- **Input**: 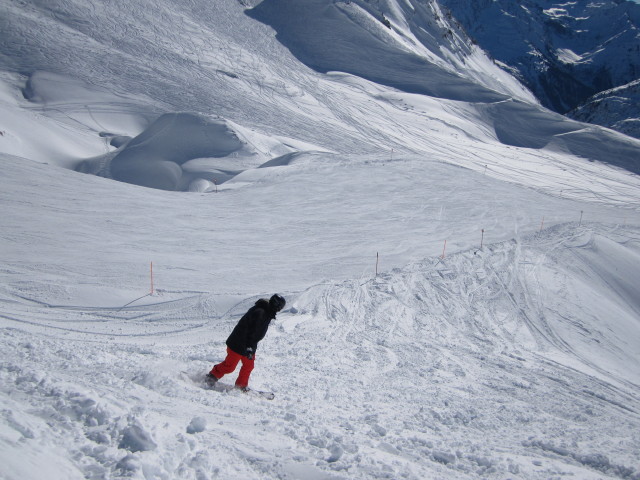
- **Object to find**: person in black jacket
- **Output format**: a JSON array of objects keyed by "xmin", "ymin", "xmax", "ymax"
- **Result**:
[{"xmin": 207, "ymin": 294, "xmax": 286, "ymax": 390}]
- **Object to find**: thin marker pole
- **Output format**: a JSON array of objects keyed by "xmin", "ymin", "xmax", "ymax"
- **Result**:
[
  {"xmin": 540, "ymin": 217, "xmax": 545, "ymax": 232},
  {"xmin": 150, "ymin": 262, "xmax": 154, "ymax": 295},
  {"xmin": 441, "ymin": 240, "xmax": 447, "ymax": 259}
]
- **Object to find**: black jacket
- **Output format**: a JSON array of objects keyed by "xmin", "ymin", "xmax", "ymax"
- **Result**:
[{"xmin": 226, "ymin": 299, "xmax": 277, "ymax": 357}]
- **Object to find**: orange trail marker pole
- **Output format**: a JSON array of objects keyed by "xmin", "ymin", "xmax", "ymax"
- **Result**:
[{"xmin": 441, "ymin": 240, "xmax": 447, "ymax": 259}]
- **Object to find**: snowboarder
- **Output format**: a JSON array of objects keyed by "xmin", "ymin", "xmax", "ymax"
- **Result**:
[{"xmin": 207, "ymin": 294, "xmax": 286, "ymax": 391}]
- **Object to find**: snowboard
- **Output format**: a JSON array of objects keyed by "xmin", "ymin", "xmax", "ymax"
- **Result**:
[{"xmin": 201, "ymin": 374, "xmax": 275, "ymax": 400}]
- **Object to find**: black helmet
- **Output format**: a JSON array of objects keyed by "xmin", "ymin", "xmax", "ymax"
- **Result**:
[{"xmin": 269, "ymin": 294, "xmax": 286, "ymax": 312}]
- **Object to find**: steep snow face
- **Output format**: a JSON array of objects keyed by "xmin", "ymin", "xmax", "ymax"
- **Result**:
[
  {"xmin": 247, "ymin": 0, "xmax": 534, "ymax": 103},
  {"xmin": 439, "ymin": 0, "xmax": 640, "ymax": 115},
  {"xmin": 569, "ymin": 79, "xmax": 640, "ymax": 140}
]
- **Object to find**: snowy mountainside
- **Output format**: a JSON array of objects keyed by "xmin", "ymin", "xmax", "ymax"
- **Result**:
[
  {"xmin": 439, "ymin": 0, "xmax": 640, "ymax": 135},
  {"xmin": 2, "ymin": 147, "xmax": 640, "ymax": 478},
  {"xmin": 2, "ymin": 151, "xmax": 640, "ymax": 479},
  {"xmin": 3, "ymin": 0, "xmax": 533, "ymax": 155},
  {"xmin": 246, "ymin": 0, "xmax": 533, "ymax": 103},
  {"xmin": 2, "ymin": 0, "xmax": 640, "ymax": 191},
  {"xmin": 1, "ymin": 0, "xmax": 640, "ymax": 479},
  {"xmin": 569, "ymin": 79, "xmax": 640, "ymax": 140}
]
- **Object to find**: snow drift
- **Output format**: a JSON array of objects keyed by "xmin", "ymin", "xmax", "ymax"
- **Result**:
[{"xmin": 76, "ymin": 112, "xmax": 302, "ymax": 191}]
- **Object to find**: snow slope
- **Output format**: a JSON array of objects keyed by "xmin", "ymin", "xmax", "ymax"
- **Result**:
[
  {"xmin": 1, "ymin": 152, "xmax": 640, "ymax": 479},
  {"xmin": 3, "ymin": 0, "xmax": 639, "ymax": 191},
  {"xmin": 1, "ymin": 0, "xmax": 640, "ymax": 479},
  {"xmin": 246, "ymin": 0, "xmax": 526, "ymax": 103}
]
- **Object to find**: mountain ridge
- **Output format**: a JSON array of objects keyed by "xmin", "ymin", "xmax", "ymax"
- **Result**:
[{"xmin": 439, "ymin": 0, "xmax": 640, "ymax": 138}]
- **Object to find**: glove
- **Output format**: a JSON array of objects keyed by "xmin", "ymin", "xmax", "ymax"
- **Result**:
[{"xmin": 246, "ymin": 348, "xmax": 254, "ymax": 360}]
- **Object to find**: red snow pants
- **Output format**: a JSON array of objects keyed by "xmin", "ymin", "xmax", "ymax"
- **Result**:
[{"xmin": 210, "ymin": 347, "xmax": 255, "ymax": 388}]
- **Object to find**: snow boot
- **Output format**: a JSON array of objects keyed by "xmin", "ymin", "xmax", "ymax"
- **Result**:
[{"xmin": 206, "ymin": 373, "xmax": 219, "ymax": 386}]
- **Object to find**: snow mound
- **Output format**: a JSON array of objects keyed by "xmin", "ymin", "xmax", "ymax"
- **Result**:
[
  {"xmin": 76, "ymin": 112, "xmax": 313, "ymax": 191},
  {"xmin": 0, "ymin": 72, "xmax": 112, "ymax": 168},
  {"xmin": 292, "ymin": 224, "xmax": 640, "ymax": 387},
  {"xmin": 20, "ymin": 71, "xmax": 153, "ymax": 139}
]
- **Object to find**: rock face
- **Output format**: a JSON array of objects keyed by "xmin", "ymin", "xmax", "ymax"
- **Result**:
[
  {"xmin": 568, "ymin": 80, "xmax": 640, "ymax": 140},
  {"xmin": 439, "ymin": 0, "xmax": 640, "ymax": 137}
]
